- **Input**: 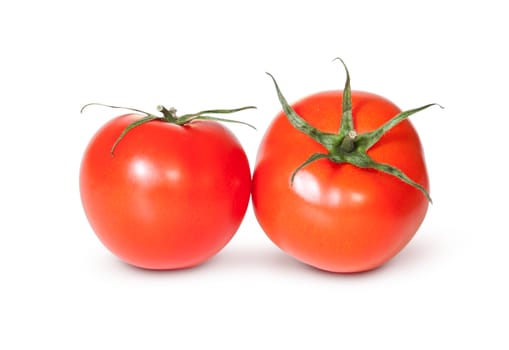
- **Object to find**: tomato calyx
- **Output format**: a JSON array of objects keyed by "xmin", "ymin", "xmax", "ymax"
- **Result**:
[
  {"xmin": 267, "ymin": 58, "xmax": 442, "ymax": 203},
  {"xmin": 81, "ymin": 103, "xmax": 256, "ymax": 156}
]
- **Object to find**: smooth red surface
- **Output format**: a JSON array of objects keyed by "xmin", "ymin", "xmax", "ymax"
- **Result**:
[
  {"xmin": 252, "ymin": 91, "xmax": 429, "ymax": 273},
  {"xmin": 80, "ymin": 115, "xmax": 251, "ymax": 269}
]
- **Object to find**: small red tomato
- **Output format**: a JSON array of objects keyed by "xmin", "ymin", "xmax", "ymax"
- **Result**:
[
  {"xmin": 252, "ymin": 59, "xmax": 439, "ymax": 273},
  {"xmin": 80, "ymin": 104, "xmax": 254, "ymax": 270}
]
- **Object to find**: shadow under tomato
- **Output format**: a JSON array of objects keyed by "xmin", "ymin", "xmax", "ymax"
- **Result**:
[
  {"xmin": 264, "ymin": 233, "xmax": 441, "ymax": 278},
  {"xmin": 100, "ymin": 243, "xmax": 300, "ymax": 276},
  {"xmin": 382, "ymin": 234, "xmax": 441, "ymax": 272},
  {"xmin": 103, "ymin": 232, "xmax": 439, "ymax": 277},
  {"xmin": 207, "ymin": 243, "xmax": 307, "ymax": 272},
  {"xmin": 286, "ymin": 240, "xmax": 438, "ymax": 279},
  {"xmin": 101, "ymin": 254, "xmax": 217, "ymax": 276}
]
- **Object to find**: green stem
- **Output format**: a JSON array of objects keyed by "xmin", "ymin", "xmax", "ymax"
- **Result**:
[
  {"xmin": 157, "ymin": 105, "xmax": 178, "ymax": 121},
  {"xmin": 338, "ymin": 130, "xmax": 357, "ymax": 153}
]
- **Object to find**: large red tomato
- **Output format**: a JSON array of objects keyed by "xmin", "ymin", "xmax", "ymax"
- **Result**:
[
  {"xmin": 252, "ymin": 62, "xmax": 437, "ymax": 273},
  {"xmin": 80, "ymin": 105, "xmax": 252, "ymax": 270}
]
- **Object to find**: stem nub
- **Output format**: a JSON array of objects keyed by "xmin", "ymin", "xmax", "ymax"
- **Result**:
[
  {"xmin": 157, "ymin": 105, "xmax": 178, "ymax": 121},
  {"xmin": 339, "ymin": 130, "xmax": 357, "ymax": 153}
]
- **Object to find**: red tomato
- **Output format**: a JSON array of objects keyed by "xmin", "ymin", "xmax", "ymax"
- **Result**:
[
  {"xmin": 80, "ymin": 113, "xmax": 251, "ymax": 269},
  {"xmin": 252, "ymin": 88, "xmax": 431, "ymax": 273}
]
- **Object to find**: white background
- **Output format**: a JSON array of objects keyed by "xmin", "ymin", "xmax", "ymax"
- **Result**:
[{"xmin": 1, "ymin": 0, "xmax": 507, "ymax": 349}]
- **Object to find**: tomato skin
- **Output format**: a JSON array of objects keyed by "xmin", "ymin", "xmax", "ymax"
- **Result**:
[
  {"xmin": 80, "ymin": 114, "xmax": 251, "ymax": 269},
  {"xmin": 252, "ymin": 90, "xmax": 429, "ymax": 273}
]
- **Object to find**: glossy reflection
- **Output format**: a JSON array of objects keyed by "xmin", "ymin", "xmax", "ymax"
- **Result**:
[
  {"xmin": 129, "ymin": 158, "xmax": 181, "ymax": 184},
  {"xmin": 164, "ymin": 167, "xmax": 181, "ymax": 182},
  {"xmin": 292, "ymin": 170, "xmax": 366, "ymax": 207},
  {"xmin": 131, "ymin": 158, "xmax": 152, "ymax": 179}
]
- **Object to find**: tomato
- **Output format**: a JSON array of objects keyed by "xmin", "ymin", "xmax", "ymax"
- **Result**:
[
  {"xmin": 80, "ymin": 105, "xmax": 253, "ymax": 270},
  {"xmin": 252, "ymin": 62, "xmax": 437, "ymax": 273}
]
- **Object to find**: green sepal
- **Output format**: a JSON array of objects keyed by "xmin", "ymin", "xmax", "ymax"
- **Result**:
[
  {"xmin": 333, "ymin": 57, "xmax": 354, "ymax": 138},
  {"xmin": 179, "ymin": 106, "xmax": 257, "ymax": 120},
  {"xmin": 110, "ymin": 116, "xmax": 162, "ymax": 156},
  {"xmin": 290, "ymin": 153, "xmax": 331, "ymax": 185},
  {"xmin": 329, "ymin": 150, "xmax": 432, "ymax": 202},
  {"xmin": 177, "ymin": 106, "xmax": 257, "ymax": 129},
  {"xmin": 355, "ymin": 103, "xmax": 443, "ymax": 151},
  {"xmin": 267, "ymin": 58, "xmax": 441, "ymax": 203},
  {"xmin": 266, "ymin": 72, "xmax": 339, "ymax": 150},
  {"xmin": 80, "ymin": 103, "xmax": 155, "ymax": 117},
  {"xmin": 364, "ymin": 157, "xmax": 433, "ymax": 203},
  {"xmin": 181, "ymin": 115, "xmax": 257, "ymax": 130},
  {"xmin": 82, "ymin": 102, "xmax": 256, "ymax": 157}
]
